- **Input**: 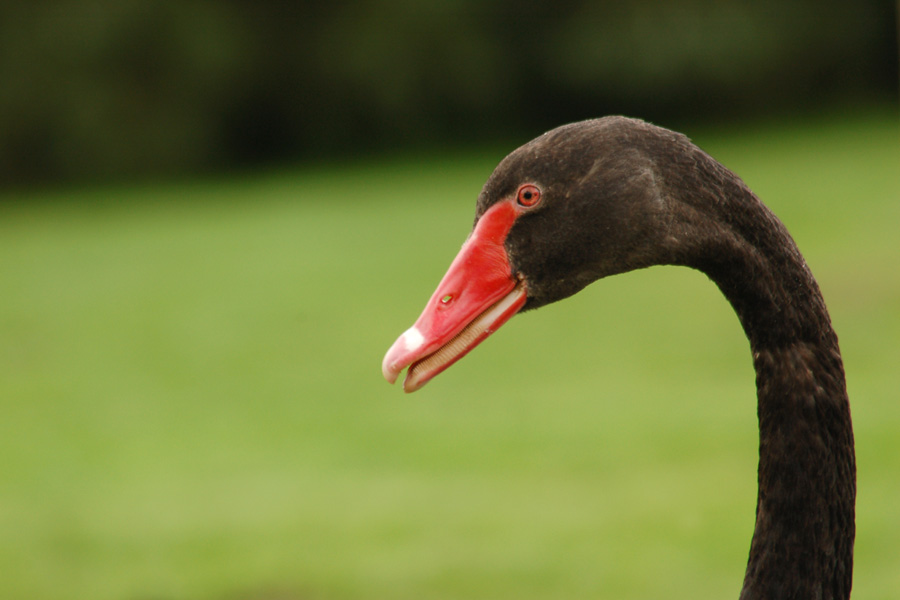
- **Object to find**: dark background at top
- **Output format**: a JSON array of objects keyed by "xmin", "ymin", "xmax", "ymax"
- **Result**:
[{"xmin": 1, "ymin": 1, "xmax": 896, "ymax": 187}]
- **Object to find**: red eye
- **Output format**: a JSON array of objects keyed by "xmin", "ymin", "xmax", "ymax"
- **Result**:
[{"xmin": 516, "ymin": 184, "xmax": 542, "ymax": 207}]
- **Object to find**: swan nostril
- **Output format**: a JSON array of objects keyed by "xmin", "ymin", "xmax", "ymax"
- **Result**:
[{"xmin": 441, "ymin": 294, "xmax": 453, "ymax": 304}]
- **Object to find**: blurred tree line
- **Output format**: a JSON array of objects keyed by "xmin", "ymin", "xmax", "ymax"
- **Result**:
[{"xmin": 0, "ymin": 1, "xmax": 896, "ymax": 185}]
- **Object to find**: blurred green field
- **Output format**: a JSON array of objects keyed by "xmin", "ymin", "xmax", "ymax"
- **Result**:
[{"xmin": 1, "ymin": 109, "xmax": 898, "ymax": 600}]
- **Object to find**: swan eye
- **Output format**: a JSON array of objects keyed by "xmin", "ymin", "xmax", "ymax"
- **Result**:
[{"xmin": 516, "ymin": 184, "xmax": 542, "ymax": 207}]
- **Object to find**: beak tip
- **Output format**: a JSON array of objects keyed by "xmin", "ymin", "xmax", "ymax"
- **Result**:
[
  {"xmin": 381, "ymin": 356, "xmax": 400, "ymax": 384},
  {"xmin": 383, "ymin": 325, "xmax": 426, "ymax": 384}
]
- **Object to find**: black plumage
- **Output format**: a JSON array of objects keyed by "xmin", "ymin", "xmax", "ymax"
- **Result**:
[{"xmin": 476, "ymin": 117, "xmax": 856, "ymax": 598}]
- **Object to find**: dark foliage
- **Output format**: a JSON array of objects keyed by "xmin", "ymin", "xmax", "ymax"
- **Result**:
[{"xmin": 0, "ymin": 1, "xmax": 896, "ymax": 185}]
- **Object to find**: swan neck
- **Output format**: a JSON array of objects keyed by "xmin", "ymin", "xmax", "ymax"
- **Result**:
[{"xmin": 678, "ymin": 178, "xmax": 857, "ymax": 599}]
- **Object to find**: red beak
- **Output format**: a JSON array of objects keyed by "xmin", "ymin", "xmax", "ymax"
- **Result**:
[{"xmin": 382, "ymin": 199, "xmax": 528, "ymax": 392}]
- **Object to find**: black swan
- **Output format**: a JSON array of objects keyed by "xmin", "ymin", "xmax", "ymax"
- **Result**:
[{"xmin": 382, "ymin": 117, "xmax": 856, "ymax": 599}]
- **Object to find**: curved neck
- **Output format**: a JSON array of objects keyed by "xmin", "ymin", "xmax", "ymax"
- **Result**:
[
  {"xmin": 716, "ymin": 246, "xmax": 855, "ymax": 600},
  {"xmin": 668, "ymin": 158, "xmax": 856, "ymax": 599}
]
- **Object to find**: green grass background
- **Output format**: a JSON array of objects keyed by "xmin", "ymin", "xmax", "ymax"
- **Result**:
[{"xmin": 1, "ymin": 108, "xmax": 897, "ymax": 599}]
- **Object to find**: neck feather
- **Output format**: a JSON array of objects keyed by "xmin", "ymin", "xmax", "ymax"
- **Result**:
[{"xmin": 667, "ymin": 156, "xmax": 856, "ymax": 599}]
